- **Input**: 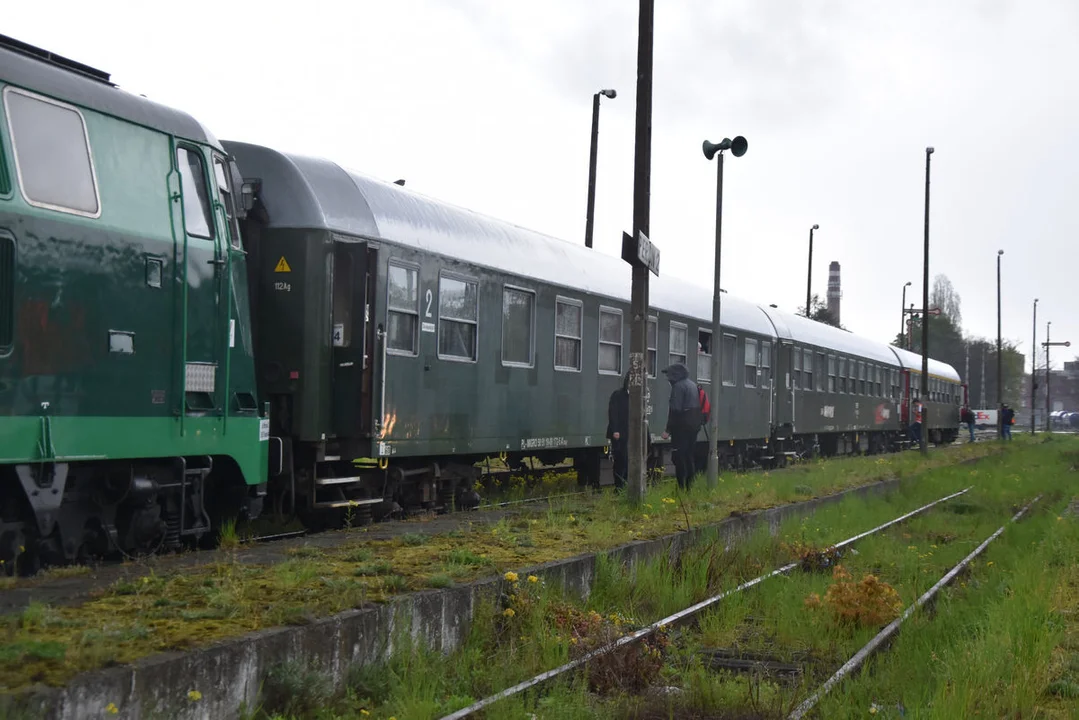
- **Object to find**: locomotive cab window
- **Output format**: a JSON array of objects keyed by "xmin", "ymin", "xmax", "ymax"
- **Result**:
[
  {"xmin": 437, "ymin": 274, "xmax": 478, "ymax": 361},
  {"xmin": 213, "ymin": 156, "xmax": 242, "ymax": 249},
  {"xmin": 4, "ymin": 87, "xmax": 100, "ymax": 217},
  {"xmin": 598, "ymin": 306, "xmax": 623, "ymax": 375},
  {"xmin": 669, "ymin": 322, "xmax": 688, "ymax": 367},
  {"xmin": 501, "ymin": 286, "xmax": 535, "ymax": 367},
  {"xmin": 555, "ymin": 297, "xmax": 582, "ymax": 372},
  {"xmin": 176, "ymin": 146, "xmax": 214, "ymax": 239},
  {"xmin": 647, "ymin": 316, "xmax": 658, "ymax": 377},
  {"xmin": 387, "ymin": 263, "xmax": 419, "ymax": 355},
  {"xmin": 697, "ymin": 330, "xmax": 712, "ymax": 383},
  {"xmin": 744, "ymin": 338, "xmax": 758, "ymax": 388}
]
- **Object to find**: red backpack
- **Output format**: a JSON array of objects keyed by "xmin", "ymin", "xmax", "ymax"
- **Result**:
[{"xmin": 698, "ymin": 387, "xmax": 711, "ymax": 425}]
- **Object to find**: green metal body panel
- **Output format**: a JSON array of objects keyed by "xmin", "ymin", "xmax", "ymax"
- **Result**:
[{"xmin": 0, "ymin": 80, "xmax": 266, "ymax": 485}]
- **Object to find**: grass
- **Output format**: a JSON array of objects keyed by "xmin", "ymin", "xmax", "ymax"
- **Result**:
[
  {"xmin": 0, "ymin": 440, "xmax": 1009, "ymax": 693},
  {"xmin": 231, "ymin": 436, "xmax": 1079, "ymax": 719}
]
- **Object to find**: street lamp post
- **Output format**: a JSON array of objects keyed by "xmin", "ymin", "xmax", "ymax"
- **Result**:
[
  {"xmin": 805, "ymin": 224, "xmax": 819, "ymax": 317},
  {"xmin": 584, "ymin": 88, "xmax": 617, "ymax": 250},
  {"xmin": 703, "ymin": 135, "xmax": 748, "ymax": 489},
  {"xmin": 1043, "ymin": 322, "xmax": 1071, "ymax": 432},
  {"xmin": 996, "ymin": 249, "xmax": 1003, "ymax": 438},
  {"xmin": 900, "ymin": 281, "xmax": 911, "ymax": 343},
  {"xmin": 920, "ymin": 146, "xmax": 933, "ymax": 455},
  {"xmin": 1031, "ymin": 298, "xmax": 1038, "ymax": 434}
]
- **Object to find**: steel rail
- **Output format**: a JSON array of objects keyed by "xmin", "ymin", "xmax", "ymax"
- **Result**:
[
  {"xmin": 787, "ymin": 493, "xmax": 1042, "ymax": 720},
  {"xmin": 438, "ymin": 486, "xmax": 973, "ymax": 720}
]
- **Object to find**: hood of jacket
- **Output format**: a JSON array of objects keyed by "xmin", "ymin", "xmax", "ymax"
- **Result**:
[{"xmin": 662, "ymin": 362, "xmax": 689, "ymax": 385}]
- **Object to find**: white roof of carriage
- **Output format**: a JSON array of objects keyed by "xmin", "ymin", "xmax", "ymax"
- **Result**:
[
  {"xmin": 761, "ymin": 307, "xmax": 902, "ymax": 367},
  {"xmin": 223, "ymin": 140, "xmax": 777, "ymax": 338},
  {"xmin": 889, "ymin": 345, "xmax": 963, "ymax": 382}
]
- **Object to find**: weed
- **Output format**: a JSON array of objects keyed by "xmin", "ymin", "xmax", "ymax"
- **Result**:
[
  {"xmin": 218, "ymin": 518, "xmax": 240, "ymax": 551},
  {"xmin": 445, "ymin": 548, "xmax": 489, "ymax": 567},
  {"xmin": 427, "ymin": 573, "xmax": 454, "ymax": 589},
  {"xmin": 400, "ymin": 533, "xmax": 428, "ymax": 546},
  {"xmin": 260, "ymin": 659, "xmax": 333, "ymax": 719},
  {"xmin": 354, "ymin": 559, "xmax": 393, "ymax": 576}
]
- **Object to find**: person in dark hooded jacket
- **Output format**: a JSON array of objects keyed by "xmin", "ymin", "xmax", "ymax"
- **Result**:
[
  {"xmin": 606, "ymin": 372, "xmax": 630, "ymax": 489},
  {"xmin": 661, "ymin": 362, "xmax": 702, "ymax": 489}
]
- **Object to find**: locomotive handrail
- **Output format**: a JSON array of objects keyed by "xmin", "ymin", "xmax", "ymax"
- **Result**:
[{"xmin": 377, "ymin": 324, "xmax": 387, "ymax": 432}]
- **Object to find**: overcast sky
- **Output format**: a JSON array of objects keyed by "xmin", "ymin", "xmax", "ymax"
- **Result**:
[{"xmin": 7, "ymin": 0, "xmax": 1078, "ymax": 375}]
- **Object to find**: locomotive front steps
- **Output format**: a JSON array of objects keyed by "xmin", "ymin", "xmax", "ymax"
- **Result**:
[{"xmin": 3, "ymin": 447, "xmax": 1004, "ymax": 720}]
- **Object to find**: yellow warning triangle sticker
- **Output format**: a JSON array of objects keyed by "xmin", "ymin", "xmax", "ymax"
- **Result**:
[{"xmin": 274, "ymin": 256, "xmax": 291, "ymax": 273}]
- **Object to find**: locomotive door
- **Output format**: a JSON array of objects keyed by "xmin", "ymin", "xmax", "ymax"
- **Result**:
[
  {"xmin": 331, "ymin": 240, "xmax": 376, "ymax": 439},
  {"xmin": 174, "ymin": 144, "xmax": 224, "ymax": 415},
  {"xmin": 773, "ymin": 341, "xmax": 795, "ymax": 439}
]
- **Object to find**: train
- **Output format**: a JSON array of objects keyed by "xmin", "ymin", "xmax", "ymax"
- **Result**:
[{"xmin": 0, "ymin": 34, "xmax": 962, "ymax": 570}]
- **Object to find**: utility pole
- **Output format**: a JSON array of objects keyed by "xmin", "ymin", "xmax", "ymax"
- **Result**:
[
  {"xmin": 805, "ymin": 224, "xmax": 819, "ymax": 318},
  {"xmin": 1031, "ymin": 298, "xmax": 1038, "ymax": 434},
  {"xmin": 996, "ymin": 250, "xmax": 1003, "ymax": 438},
  {"xmin": 920, "ymin": 146, "xmax": 933, "ymax": 454},
  {"xmin": 583, "ymin": 89, "xmax": 616, "ymax": 249},
  {"xmin": 1043, "ymin": 322, "xmax": 1071, "ymax": 433},
  {"xmin": 626, "ymin": 0, "xmax": 655, "ymax": 506},
  {"xmin": 980, "ymin": 348, "xmax": 986, "ymax": 409}
]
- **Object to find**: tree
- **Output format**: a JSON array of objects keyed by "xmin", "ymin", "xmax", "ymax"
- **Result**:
[
  {"xmin": 930, "ymin": 274, "xmax": 962, "ymax": 327},
  {"xmin": 798, "ymin": 293, "xmax": 845, "ymax": 330}
]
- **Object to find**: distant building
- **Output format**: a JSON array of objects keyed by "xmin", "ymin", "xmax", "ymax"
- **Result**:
[{"xmin": 827, "ymin": 261, "xmax": 841, "ymax": 325}]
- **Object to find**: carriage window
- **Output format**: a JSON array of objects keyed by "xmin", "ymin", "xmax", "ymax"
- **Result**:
[
  {"xmin": 859, "ymin": 362, "xmax": 866, "ymax": 394},
  {"xmin": 803, "ymin": 349, "xmax": 814, "ymax": 391},
  {"xmin": 555, "ymin": 298, "xmax": 582, "ymax": 371},
  {"xmin": 876, "ymin": 366, "xmax": 883, "ymax": 396},
  {"xmin": 501, "ymin": 287, "xmax": 534, "ymax": 367},
  {"xmin": 697, "ymin": 330, "xmax": 712, "ymax": 383},
  {"xmin": 793, "ymin": 347, "xmax": 802, "ymax": 389},
  {"xmin": 669, "ymin": 322, "xmax": 687, "ymax": 366},
  {"xmin": 647, "ymin": 316, "xmax": 658, "ymax": 377},
  {"xmin": 744, "ymin": 338, "xmax": 758, "ymax": 387},
  {"xmin": 437, "ymin": 274, "xmax": 478, "ymax": 361},
  {"xmin": 176, "ymin": 147, "xmax": 214, "ymax": 238},
  {"xmin": 598, "ymin": 306, "xmax": 623, "ymax": 375},
  {"xmin": 387, "ymin": 263, "xmax": 419, "ymax": 355},
  {"xmin": 817, "ymin": 353, "xmax": 826, "ymax": 391},
  {"xmin": 828, "ymin": 355, "xmax": 837, "ymax": 392},
  {"xmin": 722, "ymin": 334, "xmax": 737, "ymax": 386},
  {"xmin": 838, "ymin": 357, "xmax": 847, "ymax": 393},
  {"xmin": 761, "ymin": 342, "xmax": 772, "ymax": 386},
  {"xmin": 4, "ymin": 87, "xmax": 99, "ymax": 216}
]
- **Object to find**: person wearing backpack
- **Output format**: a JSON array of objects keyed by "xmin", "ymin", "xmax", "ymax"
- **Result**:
[
  {"xmin": 605, "ymin": 372, "xmax": 630, "ymax": 489},
  {"xmin": 660, "ymin": 362, "xmax": 703, "ymax": 490},
  {"xmin": 960, "ymin": 404, "xmax": 975, "ymax": 443}
]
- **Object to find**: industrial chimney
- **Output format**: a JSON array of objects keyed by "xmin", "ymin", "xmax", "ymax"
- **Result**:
[{"xmin": 827, "ymin": 261, "xmax": 841, "ymax": 325}]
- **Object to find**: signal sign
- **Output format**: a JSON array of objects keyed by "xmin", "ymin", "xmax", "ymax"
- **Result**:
[{"xmin": 274, "ymin": 256, "xmax": 292, "ymax": 273}]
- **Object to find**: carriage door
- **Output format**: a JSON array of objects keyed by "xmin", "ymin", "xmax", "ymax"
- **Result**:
[
  {"xmin": 773, "ymin": 341, "xmax": 795, "ymax": 438},
  {"xmin": 331, "ymin": 239, "xmax": 376, "ymax": 438}
]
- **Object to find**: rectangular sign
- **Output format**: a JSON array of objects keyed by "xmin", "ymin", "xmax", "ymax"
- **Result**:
[
  {"xmin": 421, "ymin": 322, "xmax": 436, "ymax": 333},
  {"xmin": 621, "ymin": 230, "xmax": 660, "ymax": 277}
]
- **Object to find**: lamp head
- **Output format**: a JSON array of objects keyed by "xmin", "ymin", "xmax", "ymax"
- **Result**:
[
  {"xmin": 905, "ymin": 281, "xmax": 912, "ymax": 287},
  {"xmin": 812, "ymin": 224, "xmax": 819, "ymax": 230},
  {"xmin": 998, "ymin": 249, "xmax": 1004, "ymax": 256},
  {"xmin": 599, "ymin": 88, "xmax": 617, "ymax": 99},
  {"xmin": 926, "ymin": 146, "xmax": 935, "ymax": 154}
]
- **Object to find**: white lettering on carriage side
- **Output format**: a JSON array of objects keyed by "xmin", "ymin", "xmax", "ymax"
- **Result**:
[
  {"xmin": 259, "ymin": 418, "xmax": 270, "ymax": 442},
  {"xmin": 520, "ymin": 437, "xmax": 569, "ymax": 450},
  {"xmin": 332, "ymin": 323, "xmax": 345, "ymax": 347},
  {"xmin": 821, "ymin": 405, "xmax": 835, "ymax": 418},
  {"xmin": 378, "ymin": 442, "xmax": 389, "ymax": 456},
  {"xmin": 421, "ymin": 322, "xmax": 435, "ymax": 333}
]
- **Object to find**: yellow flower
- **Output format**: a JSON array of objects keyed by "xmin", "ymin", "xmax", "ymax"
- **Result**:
[
  {"xmin": 503, "ymin": 608, "xmax": 515, "ymax": 617},
  {"xmin": 870, "ymin": 707, "xmax": 878, "ymax": 715},
  {"xmin": 105, "ymin": 703, "xmax": 119, "ymax": 715},
  {"xmin": 661, "ymin": 497, "xmax": 676, "ymax": 504},
  {"xmin": 642, "ymin": 514, "xmax": 650, "ymax": 520},
  {"xmin": 504, "ymin": 571, "xmax": 518, "ymax": 583},
  {"xmin": 527, "ymin": 575, "xmax": 539, "ymax": 583},
  {"xmin": 987, "ymin": 561, "xmax": 994, "ymax": 567},
  {"xmin": 187, "ymin": 690, "xmax": 202, "ymax": 701},
  {"xmin": 360, "ymin": 711, "xmax": 370, "ymax": 716}
]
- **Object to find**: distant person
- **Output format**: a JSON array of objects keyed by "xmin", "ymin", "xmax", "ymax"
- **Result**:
[
  {"xmin": 960, "ymin": 404, "xmax": 975, "ymax": 443},
  {"xmin": 661, "ymin": 362, "xmax": 702, "ymax": 490},
  {"xmin": 1001, "ymin": 404, "xmax": 1014, "ymax": 441},
  {"xmin": 606, "ymin": 372, "xmax": 630, "ymax": 489},
  {"xmin": 910, "ymin": 397, "xmax": 924, "ymax": 446}
]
